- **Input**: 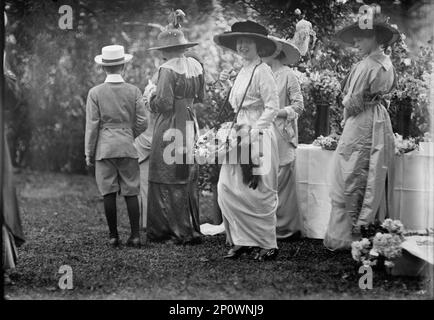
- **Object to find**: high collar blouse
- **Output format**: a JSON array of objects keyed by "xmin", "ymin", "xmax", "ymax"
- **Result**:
[
  {"xmin": 229, "ymin": 57, "xmax": 279, "ymax": 129},
  {"xmin": 342, "ymin": 48, "xmax": 396, "ymax": 117}
]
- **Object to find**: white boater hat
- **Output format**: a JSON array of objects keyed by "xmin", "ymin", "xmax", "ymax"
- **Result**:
[{"xmin": 94, "ymin": 45, "xmax": 133, "ymax": 66}]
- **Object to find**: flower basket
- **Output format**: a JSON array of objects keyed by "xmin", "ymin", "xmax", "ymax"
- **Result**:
[
  {"xmin": 388, "ymin": 250, "xmax": 431, "ymax": 277},
  {"xmin": 389, "ymin": 235, "xmax": 434, "ymax": 277},
  {"xmin": 351, "ymin": 219, "xmax": 406, "ymax": 272}
]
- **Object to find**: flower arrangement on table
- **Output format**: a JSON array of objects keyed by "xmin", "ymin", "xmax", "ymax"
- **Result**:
[
  {"xmin": 351, "ymin": 219, "xmax": 405, "ymax": 269},
  {"xmin": 394, "ymin": 133, "xmax": 418, "ymax": 155},
  {"xmin": 312, "ymin": 133, "xmax": 340, "ymax": 150},
  {"xmin": 421, "ymin": 132, "xmax": 432, "ymax": 142}
]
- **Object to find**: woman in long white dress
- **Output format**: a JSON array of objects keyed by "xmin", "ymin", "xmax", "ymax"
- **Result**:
[
  {"xmin": 214, "ymin": 20, "xmax": 280, "ymax": 261},
  {"xmin": 263, "ymin": 36, "xmax": 304, "ymax": 240}
]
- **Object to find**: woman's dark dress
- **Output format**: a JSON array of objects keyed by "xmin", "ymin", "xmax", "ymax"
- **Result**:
[{"xmin": 147, "ymin": 56, "xmax": 205, "ymax": 243}]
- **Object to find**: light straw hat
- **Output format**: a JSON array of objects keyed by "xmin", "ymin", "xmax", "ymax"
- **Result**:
[{"xmin": 94, "ymin": 45, "xmax": 133, "ymax": 66}]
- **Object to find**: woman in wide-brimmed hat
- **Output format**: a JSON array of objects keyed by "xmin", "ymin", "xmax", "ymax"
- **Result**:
[
  {"xmin": 214, "ymin": 20, "xmax": 281, "ymax": 261},
  {"xmin": 262, "ymin": 35, "xmax": 304, "ymax": 241},
  {"xmin": 144, "ymin": 10, "xmax": 205, "ymax": 244},
  {"xmin": 324, "ymin": 14, "xmax": 400, "ymax": 251}
]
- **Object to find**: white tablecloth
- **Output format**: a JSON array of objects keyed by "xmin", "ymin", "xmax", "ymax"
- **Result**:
[
  {"xmin": 200, "ymin": 144, "xmax": 434, "ymax": 239},
  {"xmin": 390, "ymin": 147, "xmax": 434, "ymax": 231},
  {"xmin": 295, "ymin": 144, "xmax": 434, "ymax": 239},
  {"xmin": 295, "ymin": 144, "xmax": 333, "ymax": 239}
]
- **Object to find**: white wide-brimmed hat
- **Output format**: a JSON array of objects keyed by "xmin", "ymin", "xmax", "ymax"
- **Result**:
[
  {"xmin": 94, "ymin": 45, "xmax": 133, "ymax": 66},
  {"xmin": 268, "ymin": 35, "xmax": 301, "ymax": 65}
]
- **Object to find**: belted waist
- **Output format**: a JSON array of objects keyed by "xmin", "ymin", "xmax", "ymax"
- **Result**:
[
  {"xmin": 174, "ymin": 97, "xmax": 195, "ymax": 103},
  {"xmin": 365, "ymin": 95, "xmax": 390, "ymax": 108},
  {"xmin": 100, "ymin": 122, "xmax": 132, "ymax": 129},
  {"xmin": 343, "ymin": 91, "xmax": 391, "ymax": 118},
  {"xmin": 238, "ymin": 104, "xmax": 263, "ymax": 112}
]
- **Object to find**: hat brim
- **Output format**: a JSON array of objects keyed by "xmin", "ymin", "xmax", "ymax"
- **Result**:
[
  {"xmin": 94, "ymin": 54, "xmax": 133, "ymax": 66},
  {"xmin": 336, "ymin": 22, "xmax": 400, "ymax": 46},
  {"xmin": 268, "ymin": 36, "xmax": 301, "ymax": 65},
  {"xmin": 147, "ymin": 42, "xmax": 199, "ymax": 51},
  {"xmin": 213, "ymin": 32, "xmax": 277, "ymax": 57}
]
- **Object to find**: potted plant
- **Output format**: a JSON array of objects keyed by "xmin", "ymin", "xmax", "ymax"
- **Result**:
[{"xmin": 304, "ymin": 69, "xmax": 341, "ymax": 138}]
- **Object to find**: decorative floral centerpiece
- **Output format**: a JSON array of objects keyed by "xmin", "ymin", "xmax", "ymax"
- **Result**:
[
  {"xmin": 351, "ymin": 219, "xmax": 405, "ymax": 269},
  {"xmin": 421, "ymin": 132, "xmax": 432, "ymax": 142},
  {"xmin": 312, "ymin": 133, "xmax": 340, "ymax": 150},
  {"xmin": 394, "ymin": 133, "xmax": 418, "ymax": 155}
]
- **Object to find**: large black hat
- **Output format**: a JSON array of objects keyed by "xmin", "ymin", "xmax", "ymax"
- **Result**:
[
  {"xmin": 336, "ymin": 19, "xmax": 400, "ymax": 47},
  {"xmin": 213, "ymin": 20, "xmax": 277, "ymax": 57}
]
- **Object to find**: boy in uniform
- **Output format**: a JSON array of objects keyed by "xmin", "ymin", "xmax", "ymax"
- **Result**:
[{"xmin": 85, "ymin": 45, "xmax": 147, "ymax": 247}]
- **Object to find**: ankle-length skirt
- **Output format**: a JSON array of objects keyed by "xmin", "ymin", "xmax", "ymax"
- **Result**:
[
  {"xmin": 147, "ymin": 165, "xmax": 201, "ymax": 243},
  {"xmin": 218, "ymin": 129, "xmax": 279, "ymax": 249},
  {"xmin": 276, "ymin": 160, "xmax": 302, "ymax": 239},
  {"xmin": 324, "ymin": 105, "xmax": 395, "ymax": 250}
]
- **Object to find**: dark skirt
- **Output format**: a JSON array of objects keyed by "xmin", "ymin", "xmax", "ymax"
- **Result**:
[
  {"xmin": 147, "ymin": 166, "xmax": 201, "ymax": 244},
  {"xmin": 3, "ymin": 136, "xmax": 25, "ymax": 246}
]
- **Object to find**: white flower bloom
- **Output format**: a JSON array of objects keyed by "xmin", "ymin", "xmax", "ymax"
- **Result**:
[
  {"xmin": 361, "ymin": 238, "xmax": 371, "ymax": 247},
  {"xmin": 369, "ymin": 249, "xmax": 379, "ymax": 257},
  {"xmin": 385, "ymin": 260, "xmax": 395, "ymax": 268},
  {"xmin": 403, "ymin": 58, "xmax": 411, "ymax": 66}
]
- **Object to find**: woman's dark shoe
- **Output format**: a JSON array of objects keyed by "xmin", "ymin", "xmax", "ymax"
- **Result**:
[
  {"xmin": 126, "ymin": 237, "xmax": 141, "ymax": 248},
  {"xmin": 253, "ymin": 248, "xmax": 279, "ymax": 261},
  {"xmin": 280, "ymin": 230, "xmax": 302, "ymax": 242},
  {"xmin": 223, "ymin": 245, "xmax": 253, "ymax": 259},
  {"xmin": 109, "ymin": 237, "xmax": 120, "ymax": 247},
  {"xmin": 183, "ymin": 236, "xmax": 203, "ymax": 245}
]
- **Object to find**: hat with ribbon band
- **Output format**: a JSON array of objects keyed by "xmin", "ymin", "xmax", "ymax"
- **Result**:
[
  {"xmin": 148, "ymin": 9, "xmax": 198, "ymax": 51},
  {"xmin": 336, "ymin": 15, "xmax": 400, "ymax": 47},
  {"xmin": 94, "ymin": 45, "xmax": 133, "ymax": 66},
  {"xmin": 213, "ymin": 20, "xmax": 277, "ymax": 57}
]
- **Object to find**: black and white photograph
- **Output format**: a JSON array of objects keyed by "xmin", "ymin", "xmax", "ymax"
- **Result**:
[{"xmin": 1, "ymin": 0, "xmax": 433, "ymax": 304}]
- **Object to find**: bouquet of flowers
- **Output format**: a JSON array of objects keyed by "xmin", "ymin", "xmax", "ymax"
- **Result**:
[
  {"xmin": 394, "ymin": 133, "xmax": 418, "ymax": 155},
  {"xmin": 194, "ymin": 122, "xmax": 239, "ymax": 163},
  {"xmin": 143, "ymin": 79, "xmax": 157, "ymax": 104},
  {"xmin": 351, "ymin": 219, "xmax": 405, "ymax": 268},
  {"xmin": 312, "ymin": 134, "xmax": 339, "ymax": 150}
]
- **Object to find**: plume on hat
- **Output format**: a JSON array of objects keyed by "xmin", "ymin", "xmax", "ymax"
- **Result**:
[
  {"xmin": 147, "ymin": 8, "xmax": 198, "ymax": 51},
  {"xmin": 289, "ymin": 9, "xmax": 316, "ymax": 56},
  {"xmin": 167, "ymin": 9, "xmax": 186, "ymax": 29},
  {"xmin": 147, "ymin": 9, "xmax": 186, "ymax": 32}
]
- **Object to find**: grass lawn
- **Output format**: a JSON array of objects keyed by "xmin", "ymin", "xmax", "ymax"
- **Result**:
[{"xmin": 4, "ymin": 170, "xmax": 432, "ymax": 299}]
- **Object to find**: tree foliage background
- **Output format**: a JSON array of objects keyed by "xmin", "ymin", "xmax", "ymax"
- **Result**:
[{"xmin": 4, "ymin": 0, "xmax": 433, "ymax": 188}]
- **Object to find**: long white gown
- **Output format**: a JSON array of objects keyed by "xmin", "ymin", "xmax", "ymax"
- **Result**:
[{"xmin": 218, "ymin": 57, "xmax": 280, "ymax": 249}]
